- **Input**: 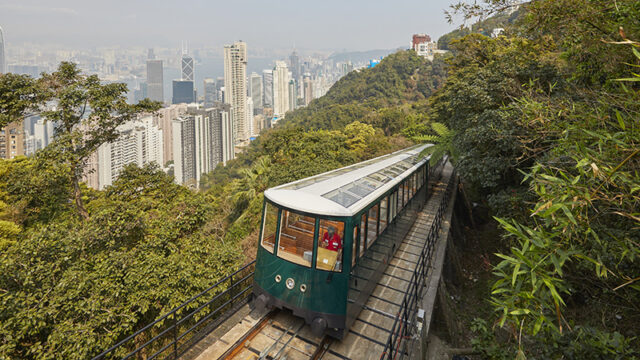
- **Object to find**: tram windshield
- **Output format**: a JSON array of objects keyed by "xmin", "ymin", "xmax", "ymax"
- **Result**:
[
  {"xmin": 316, "ymin": 219, "xmax": 345, "ymax": 272},
  {"xmin": 277, "ymin": 210, "xmax": 315, "ymax": 267},
  {"xmin": 260, "ymin": 203, "xmax": 278, "ymax": 253}
]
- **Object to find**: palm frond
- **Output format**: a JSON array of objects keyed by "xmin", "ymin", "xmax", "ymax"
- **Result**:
[{"xmin": 431, "ymin": 122, "xmax": 451, "ymax": 137}]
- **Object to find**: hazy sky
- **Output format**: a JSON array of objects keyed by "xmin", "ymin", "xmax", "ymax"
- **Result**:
[{"xmin": 0, "ymin": 0, "xmax": 461, "ymax": 52}]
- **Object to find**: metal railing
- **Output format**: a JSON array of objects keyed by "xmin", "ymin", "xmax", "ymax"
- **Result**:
[
  {"xmin": 92, "ymin": 260, "xmax": 256, "ymax": 360},
  {"xmin": 380, "ymin": 166, "xmax": 456, "ymax": 360}
]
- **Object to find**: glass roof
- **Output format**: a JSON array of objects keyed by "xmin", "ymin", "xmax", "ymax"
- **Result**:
[
  {"xmin": 320, "ymin": 154, "xmax": 422, "ymax": 208},
  {"xmin": 280, "ymin": 151, "xmax": 400, "ymax": 190}
]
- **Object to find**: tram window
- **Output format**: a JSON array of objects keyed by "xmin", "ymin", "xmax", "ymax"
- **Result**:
[
  {"xmin": 390, "ymin": 191, "xmax": 397, "ymax": 220},
  {"xmin": 360, "ymin": 214, "xmax": 367, "ymax": 257},
  {"xmin": 317, "ymin": 219, "xmax": 345, "ymax": 272},
  {"xmin": 277, "ymin": 210, "xmax": 315, "ymax": 267},
  {"xmin": 352, "ymin": 226, "xmax": 358, "ymax": 267},
  {"xmin": 380, "ymin": 197, "xmax": 388, "ymax": 233},
  {"xmin": 261, "ymin": 203, "xmax": 278, "ymax": 253},
  {"xmin": 403, "ymin": 180, "xmax": 409, "ymax": 205},
  {"xmin": 367, "ymin": 204, "xmax": 379, "ymax": 247},
  {"xmin": 411, "ymin": 173, "xmax": 417, "ymax": 196}
]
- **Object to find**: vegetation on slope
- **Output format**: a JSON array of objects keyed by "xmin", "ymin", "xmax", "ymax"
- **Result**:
[{"xmin": 425, "ymin": 0, "xmax": 640, "ymax": 357}]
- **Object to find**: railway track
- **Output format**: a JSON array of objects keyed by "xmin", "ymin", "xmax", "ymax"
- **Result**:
[{"xmin": 220, "ymin": 310, "xmax": 333, "ymax": 360}]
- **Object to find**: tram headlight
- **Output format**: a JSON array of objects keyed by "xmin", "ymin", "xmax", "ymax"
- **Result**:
[
  {"xmin": 300, "ymin": 284, "xmax": 307, "ymax": 293},
  {"xmin": 275, "ymin": 275, "xmax": 282, "ymax": 283},
  {"xmin": 286, "ymin": 277, "xmax": 295, "ymax": 290}
]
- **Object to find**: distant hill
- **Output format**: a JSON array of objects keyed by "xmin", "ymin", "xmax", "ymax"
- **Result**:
[
  {"xmin": 281, "ymin": 50, "xmax": 448, "ymax": 133},
  {"xmin": 437, "ymin": 9, "xmax": 522, "ymax": 50},
  {"xmin": 329, "ymin": 48, "xmax": 405, "ymax": 64}
]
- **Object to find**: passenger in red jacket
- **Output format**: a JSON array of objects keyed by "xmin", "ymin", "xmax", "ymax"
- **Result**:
[{"xmin": 322, "ymin": 226, "xmax": 342, "ymax": 251}]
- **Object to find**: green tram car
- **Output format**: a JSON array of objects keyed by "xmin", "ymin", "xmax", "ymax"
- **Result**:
[{"xmin": 253, "ymin": 145, "xmax": 434, "ymax": 339}]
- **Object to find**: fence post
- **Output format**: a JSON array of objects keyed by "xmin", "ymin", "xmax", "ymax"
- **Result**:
[{"xmin": 173, "ymin": 313, "xmax": 177, "ymax": 359}]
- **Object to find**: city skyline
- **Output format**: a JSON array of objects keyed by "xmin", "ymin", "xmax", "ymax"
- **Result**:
[{"xmin": 0, "ymin": 0, "xmax": 460, "ymax": 52}]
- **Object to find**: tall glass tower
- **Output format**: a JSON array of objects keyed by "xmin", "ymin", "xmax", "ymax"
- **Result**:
[{"xmin": 0, "ymin": 25, "xmax": 6, "ymax": 74}]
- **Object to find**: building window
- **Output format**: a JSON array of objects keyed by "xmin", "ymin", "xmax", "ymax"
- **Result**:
[
  {"xmin": 260, "ymin": 202, "xmax": 278, "ymax": 253},
  {"xmin": 277, "ymin": 210, "xmax": 315, "ymax": 267},
  {"xmin": 316, "ymin": 219, "xmax": 344, "ymax": 272}
]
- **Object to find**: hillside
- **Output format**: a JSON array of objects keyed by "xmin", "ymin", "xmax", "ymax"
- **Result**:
[{"xmin": 281, "ymin": 50, "xmax": 448, "ymax": 132}]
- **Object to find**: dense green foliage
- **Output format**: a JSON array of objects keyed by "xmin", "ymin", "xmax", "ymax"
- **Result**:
[
  {"xmin": 435, "ymin": 0, "xmax": 640, "ymax": 357},
  {"xmin": 0, "ymin": 160, "xmax": 241, "ymax": 359}
]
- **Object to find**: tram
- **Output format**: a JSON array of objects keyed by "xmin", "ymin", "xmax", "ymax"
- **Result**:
[{"xmin": 252, "ymin": 145, "xmax": 433, "ymax": 339}]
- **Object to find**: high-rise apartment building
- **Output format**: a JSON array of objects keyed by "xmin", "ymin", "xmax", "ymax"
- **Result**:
[
  {"xmin": 224, "ymin": 41, "xmax": 249, "ymax": 145},
  {"xmin": 246, "ymin": 97, "xmax": 254, "ymax": 137},
  {"xmin": 172, "ymin": 103, "xmax": 234, "ymax": 187},
  {"xmin": 0, "ymin": 122, "xmax": 24, "ymax": 159},
  {"xmin": 218, "ymin": 103, "xmax": 234, "ymax": 165},
  {"xmin": 262, "ymin": 69, "xmax": 273, "ymax": 108},
  {"xmin": 172, "ymin": 116, "xmax": 196, "ymax": 187},
  {"xmin": 97, "ymin": 117, "xmax": 163, "ymax": 189},
  {"xmin": 0, "ymin": 25, "xmax": 6, "ymax": 74},
  {"xmin": 249, "ymin": 72, "xmax": 263, "ymax": 112},
  {"xmin": 154, "ymin": 103, "xmax": 187, "ymax": 165},
  {"xmin": 146, "ymin": 59, "xmax": 164, "ymax": 102},
  {"xmin": 272, "ymin": 61, "xmax": 290, "ymax": 119},
  {"xmin": 303, "ymin": 74, "xmax": 313, "ymax": 106}
]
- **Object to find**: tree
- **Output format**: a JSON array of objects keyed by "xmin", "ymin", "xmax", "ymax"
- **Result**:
[
  {"xmin": 38, "ymin": 62, "xmax": 160, "ymax": 219},
  {"xmin": 0, "ymin": 73, "xmax": 43, "ymax": 128}
]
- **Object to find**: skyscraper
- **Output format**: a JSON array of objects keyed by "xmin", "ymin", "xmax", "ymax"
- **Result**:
[
  {"xmin": 249, "ymin": 72, "xmax": 263, "ymax": 113},
  {"xmin": 181, "ymin": 54, "xmax": 194, "ymax": 81},
  {"xmin": 272, "ymin": 61, "xmax": 290, "ymax": 119},
  {"xmin": 0, "ymin": 25, "xmax": 5, "ymax": 74},
  {"xmin": 172, "ymin": 80, "xmax": 194, "ymax": 104},
  {"xmin": 203, "ymin": 78, "xmax": 216, "ymax": 108},
  {"xmin": 262, "ymin": 69, "xmax": 273, "ymax": 108},
  {"xmin": 289, "ymin": 49, "xmax": 301, "ymax": 83},
  {"xmin": 146, "ymin": 59, "xmax": 164, "ymax": 102},
  {"xmin": 223, "ymin": 41, "xmax": 248, "ymax": 145},
  {"xmin": 288, "ymin": 79, "xmax": 297, "ymax": 111}
]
